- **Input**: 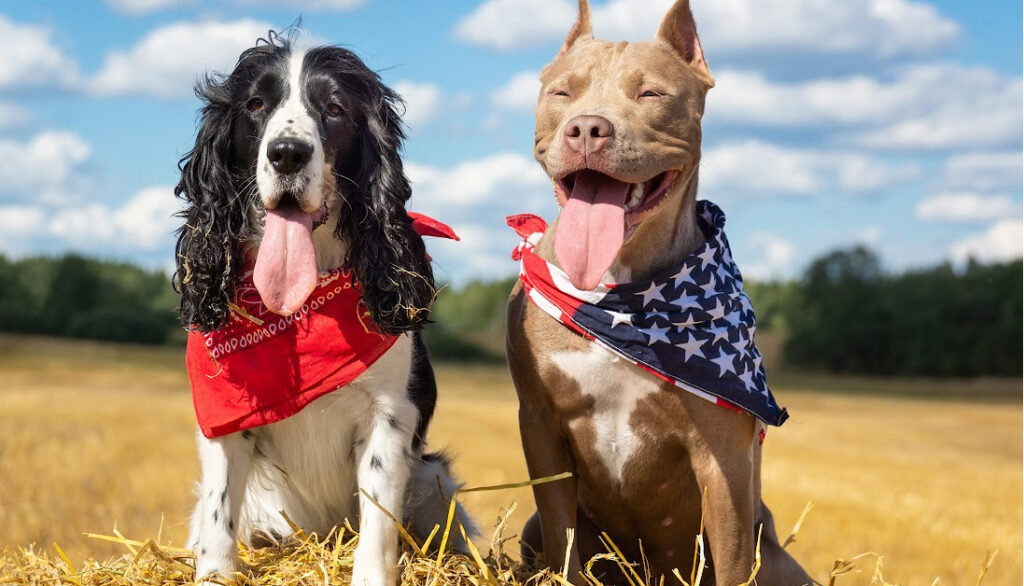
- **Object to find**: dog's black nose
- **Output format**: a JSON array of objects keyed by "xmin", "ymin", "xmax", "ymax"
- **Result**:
[
  {"xmin": 267, "ymin": 139, "xmax": 313, "ymax": 174},
  {"xmin": 564, "ymin": 115, "xmax": 614, "ymax": 156}
]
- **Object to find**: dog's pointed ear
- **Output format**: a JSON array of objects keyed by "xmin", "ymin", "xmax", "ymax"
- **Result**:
[
  {"xmin": 655, "ymin": 0, "xmax": 714, "ymax": 86},
  {"xmin": 556, "ymin": 0, "xmax": 593, "ymax": 58}
]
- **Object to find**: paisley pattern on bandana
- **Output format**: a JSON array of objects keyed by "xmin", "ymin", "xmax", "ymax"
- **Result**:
[
  {"xmin": 186, "ymin": 213, "xmax": 459, "ymax": 438},
  {"xmin": 187, "ymin": 267, "xmax": 399, "ymax": 438}
]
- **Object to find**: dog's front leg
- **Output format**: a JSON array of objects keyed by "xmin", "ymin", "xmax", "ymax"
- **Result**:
[
  {"xmin": 351, "ymin": 395, "xmax": 417, "ymax": 586},
  {"xmin": 518, "ymin": 402, "xmax": 584, "ymax": 583},
  {"xmin": 189, "ymin": 430, "xmax": 255, "ymax": 581},
  {"xmin": 695, "ymin": 417, "xmax": 757, "ymax": 586}
]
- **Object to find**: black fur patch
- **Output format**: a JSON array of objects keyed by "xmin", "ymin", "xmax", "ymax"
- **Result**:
[{"xmin": 173, "ymin": 33, "xmax": 436, "ymax": 334}]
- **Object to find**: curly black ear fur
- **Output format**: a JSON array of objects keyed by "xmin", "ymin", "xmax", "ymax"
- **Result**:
[
  {"xmin": 327, "ymin": 52, "xmax": 435, "ymax": 335},
  {"xmin": 173, "ymin": 83, "xmax": 242, "ymax": 332},
  {"xmin": 174, "ymin": 35, "xmax": 290, "ymax": 332}
]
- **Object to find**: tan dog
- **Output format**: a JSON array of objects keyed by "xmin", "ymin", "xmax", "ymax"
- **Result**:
[{"xmin": 505, "ymin": 1, "xmax": 812, "ymax": 584}]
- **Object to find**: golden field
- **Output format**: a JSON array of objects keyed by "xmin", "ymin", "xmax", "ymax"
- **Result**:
[{"xmin": 0, "ymin": 334, "xmax": 1019, "ymax": 585}]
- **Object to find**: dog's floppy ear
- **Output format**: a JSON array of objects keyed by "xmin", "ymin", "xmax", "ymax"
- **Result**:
[
  {"xmin": 656, "ymin": 0, "xmax": 714, "ymax": 86},
  {"xmin": 344, "ymin": 79, "xmax": 435, "ymax": 336},
  {"xmin": 173, "ymin": 77, "xmax": 247, "ymax": 332},
  {"xmin": 556, "ymin": 0, "xmax": 593, "ymax": 58}
]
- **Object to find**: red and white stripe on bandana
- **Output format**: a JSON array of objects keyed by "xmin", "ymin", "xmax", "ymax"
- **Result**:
[
  {"xmin": 186, "ymin": 214, "xmax": 458, "ymax": 438},
  {"xmin": 507, "ymin": 200, "xmax": 789, "ymax": 427}
]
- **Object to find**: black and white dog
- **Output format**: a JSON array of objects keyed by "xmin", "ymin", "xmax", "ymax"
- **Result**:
[{"xmin": 174, "ymin": 33, "xmax": 472, "ymax": 585}]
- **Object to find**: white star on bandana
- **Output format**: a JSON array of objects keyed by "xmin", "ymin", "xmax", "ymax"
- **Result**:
[{"xmin": 508, "ymin": 200, "xmax": 789, "ymax": 427}]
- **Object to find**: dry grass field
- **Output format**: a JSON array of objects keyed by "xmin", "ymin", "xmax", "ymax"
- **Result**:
[{"xmin": 0, "ymin": 333, "xmax": 1019, "ymax": 585}]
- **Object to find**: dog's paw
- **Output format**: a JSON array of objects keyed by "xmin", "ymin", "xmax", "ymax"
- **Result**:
[
  {"xmin": 351, "ymin": 550, "xmax": 397, "ymax": 586},
  {"xmin": 194, "ymin": 555, "xmax": 238, "ymax": 583}
]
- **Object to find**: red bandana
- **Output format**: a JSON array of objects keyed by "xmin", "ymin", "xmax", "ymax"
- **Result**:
[{"xmin": 187, "ymin": 214, "xmax": 457, "ymax": 438}]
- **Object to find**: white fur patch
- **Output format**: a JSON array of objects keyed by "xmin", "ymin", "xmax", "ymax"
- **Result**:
[
  {"xmin": 549, "ymin": 343, "xmax": 660, "ymax": 482},
  {"xmin": 191, "ymin": 335, "xmax": 418, "ymax": 583},
  {"xmin": 256, "ymin": 47, "xmax": 326, "ymax": 211}
]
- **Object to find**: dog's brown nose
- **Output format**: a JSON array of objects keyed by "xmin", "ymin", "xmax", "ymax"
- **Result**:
[{"xmin": 564, "ymin": 115, "xmax": 614, "ymax": 156}]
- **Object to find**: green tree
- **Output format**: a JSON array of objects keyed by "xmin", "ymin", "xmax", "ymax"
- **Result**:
[{"xmin": 784, "ymin": 247, "xmax": 1022, "ymax": 376}]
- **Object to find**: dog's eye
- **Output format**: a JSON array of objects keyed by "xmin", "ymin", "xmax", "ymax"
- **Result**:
[
  {"xmin": 246, "ymin": 97, "xmax": 265, "ymax": 113},
  {"xmin": 326, "ymin": 103, "xmax": 344, "ymax": 117},
  {"xmin": 551, "ymin": 89, "xmax": 570, "ymax": 97},
  {"xmin": 639, "ymin": 90, "xmax": 662, "ymax": 98}
]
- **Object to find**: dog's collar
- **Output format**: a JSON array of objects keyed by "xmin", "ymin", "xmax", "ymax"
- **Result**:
[{"xmin": 508, "ymin": 200, "xmax": 789, "ymax": 427}]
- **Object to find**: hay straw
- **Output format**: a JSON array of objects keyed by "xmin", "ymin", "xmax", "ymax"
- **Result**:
[
  {"xmin": 975, "ymin": 550, "xmax": 997, "ymax": 586},
  {"xmin": 0, "ymin": 487, "xmax": 998, "ymax": 586},
  {"xmin": 782, "ymin": 502, "xmax": 814, "ymax": 550}
]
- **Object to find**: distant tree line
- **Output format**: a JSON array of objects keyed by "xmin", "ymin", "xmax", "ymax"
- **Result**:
[
  {"xmin": 422, "ymin": 277, "xmax": 517, "ymax": 362},
  {"xmin": 780, "ymin": 247, "xmax": 1021, "ymax": 377},
  {"xmin": 1, "ymin": 249, "xmax": 1019, "ymax": 376},
  {"xmin": 0, "ymin": 254, "xmax": 179, "ymax": 344},
  {"xmin": 427, "ymin": 248, "xmax": 1021, "ymax": 376}
]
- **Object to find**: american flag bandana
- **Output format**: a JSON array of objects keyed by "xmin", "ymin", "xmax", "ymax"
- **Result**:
[{"xmin": 507, "ymin": 200, "xmax": 789, "ymax": 427}]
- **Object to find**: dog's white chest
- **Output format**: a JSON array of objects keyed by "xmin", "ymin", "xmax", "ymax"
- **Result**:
[{"xmin": 550, "ymin": 344, "xmax": 660, "ymax": 482}]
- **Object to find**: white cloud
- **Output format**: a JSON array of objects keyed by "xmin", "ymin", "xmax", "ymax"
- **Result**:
[
  {"xmin": 453, "ymin": 0, "xmax": 958, "ymax": 57},
  {"xmin": 0, "ymin": 15, "xmax": 81, "ymax": 91},
  {"xmin": 648, "ymin": 0, "xmax": 958, "ymax": 56},
  {"xmin": 943, "ymin": 151, "xmax": 1023, "ymax": 192},
  {"xmin": 742, "ymin": 232, "xmax": 796, "ymax": 280},
  {"xmin": 393, "ymin": 81, "xmax": 444, "ymax": 129},
  {"xmin": 0, "ymin": 171, "xmax": 178, "ymax": 258},
  {"xmin": 453, "ymin": 0, "xmax": 576, "ymax": 51},
  {"xmin": 702, "ymin": 141, "xmax": 819, "ymax": 194},
  {"xmin": 8, "ymin": 186, "xmax": 180, "ymax": 255},
  {"xmin": 949, "ymin": 220, "xmax": 1023, "ymax": 265},
  {"xmin": 848, "ymin": 67, "xmax": 1022, "ymax": 150},
  {"xmin": 88, "ymin": 19, "xmax": 273, "ymax": 98},
  {"xmin": 113, "ymin": 186, "xmax": 182, "ymax": 250},
  {"xmin": 915, "ymin": 193, "xmax": 1020, "ymax": 223},
  {"xmin": 700, "ymin": 140, "xmax": 918, "ymax": 196},
  {"xmin": 104, "ymin": 0, "xmax": 196, "ymax": 15},
  {"xmin": 107, "ymin": 0, "xmax": 368, "ymax": 13},
  {"xmin": 491, "ymin": 70, "xmax": 541, "ymax": 110},
  {"xmin": 599, "ymin": 0, "xmax": 958, "ymax": 56},
  {"xmin": 437, "ymin": 223, "xmax": 517, "ymax": 280},
  {"xmin": 833, "ymin": 156, "xmax": 919, "ymax": 192},
  {"xmin": 407, "ymin": 152, "xmax": 549, "ymax": 210},
  {"xmin": 0, "ymin": 131, "xmax": 92, "ymax": 204},
  {"xmin": 49, "ymin": 205, "xmax": 118, "ymax": 245},
  {"xmin": 406, "ymin": 152, "xmax": 552, "ymax": 283},
  {"xmin": 0, "ymin": 206, "xmax": 46, "ymax": 241},
  {"xmin": 230, "ymin": 0, "xmax": 366, "ymax": 9},
  {"xmin": 710, "ymin": 69, "xmax": 908, "ymax": 127},
  {"xmin": 708, "ymin": 64, "xmax": 1022, "ymax": 151}
]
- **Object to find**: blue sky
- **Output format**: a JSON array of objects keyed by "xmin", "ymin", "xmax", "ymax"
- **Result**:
[{"xmin": 0, "ymin": 0, "xmax": 1020, "ymax": 285}]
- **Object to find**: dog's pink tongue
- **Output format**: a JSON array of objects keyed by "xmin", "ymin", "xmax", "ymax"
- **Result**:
[
  {"xmin": 555, "ymin": 170, "xmax": 629, "ymax": 290},
  {"xmin": 253, "ymin": 201, "xmax": 317, "ymax": 316}
]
